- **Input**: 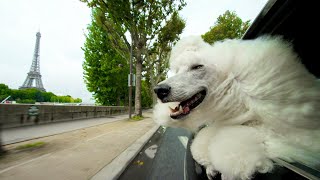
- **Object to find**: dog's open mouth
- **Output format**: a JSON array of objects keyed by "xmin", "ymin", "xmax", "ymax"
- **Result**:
[{"xmin": 169, "ymin": 90, "xmax": 206, "ymax": 120}]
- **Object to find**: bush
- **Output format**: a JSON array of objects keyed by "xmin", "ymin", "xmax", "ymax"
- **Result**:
[{"xmin": 16, "ymin": 99, "xmax": 36, "ymax": 104}]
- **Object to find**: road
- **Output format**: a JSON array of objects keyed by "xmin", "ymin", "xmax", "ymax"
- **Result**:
[
  {"xmin": 118, "ymin": 127, "xmax": 206, "ymax": 180},
  {"xmin": 1, "ymin": 114, "xmax": 130, "ymax": 145},
  {"xmin": 0, "ymin": 112, "xmax": 310, "ymax": 180},
  {"xmin": 0, "ymin": 112, "xmax": 156, "ymax": 180}
]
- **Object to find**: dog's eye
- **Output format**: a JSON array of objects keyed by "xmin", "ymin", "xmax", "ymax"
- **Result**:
[{"xmin": 191, "ymin": 65, "xmax": 204, "ymax": 70}]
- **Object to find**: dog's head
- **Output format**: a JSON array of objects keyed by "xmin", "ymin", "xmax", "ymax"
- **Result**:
[{"xmin": 153, "ymin": 36, "xmax": 229, "ymax": 131}]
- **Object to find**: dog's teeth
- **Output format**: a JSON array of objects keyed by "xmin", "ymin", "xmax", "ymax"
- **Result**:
[
  {"xmin": 194, "ymin": 94, "xmax": 200, "ymax": 100},
  {"xmin": 179, "ymin": 105, "xmax": 183, "ymax": 112},
  {"xmin": 169, "ymin": 106, "xmax": 175, "ymax": 113}
]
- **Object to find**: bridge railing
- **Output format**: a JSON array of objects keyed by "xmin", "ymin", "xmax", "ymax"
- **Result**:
[{"xmin": 0, "ymin": 104, "xmax": 129, "ymax": 129}]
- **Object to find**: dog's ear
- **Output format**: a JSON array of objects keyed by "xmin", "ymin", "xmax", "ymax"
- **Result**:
[{"xmin": 170, "ymin": 36, "xmax": 211, "ymax": 61}]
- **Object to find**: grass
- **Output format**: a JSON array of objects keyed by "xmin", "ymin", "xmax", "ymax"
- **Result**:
[
  {"xmin": 130, "ymin": 115, "xmax": 144, "ymax": 121},
  {"xmin": 15, "ymin": 141, "xmax": 46, "ymax": 150}
]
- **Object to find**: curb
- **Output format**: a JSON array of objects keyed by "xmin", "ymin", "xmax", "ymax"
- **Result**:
[{"xmin": 91, "ymin": 125, "xmax": 160, "ymax": 180}]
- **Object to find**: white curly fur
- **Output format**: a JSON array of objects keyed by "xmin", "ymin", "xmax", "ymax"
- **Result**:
[{"xmin": 153, "ymin": 36, "xmax": 320, "ymax": 179}]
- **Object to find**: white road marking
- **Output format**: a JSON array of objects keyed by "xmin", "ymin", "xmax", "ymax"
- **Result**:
[
  {"xmin": 178, "ymin": 136, "xmax": 189, "ymax": 149},
  {"xmin": 86, "ymin": 131, "xmax": 113, "ymax": 142},
  {"xmin": 0, "ymin": 153, "xmax": 51, "ymax": 174}
]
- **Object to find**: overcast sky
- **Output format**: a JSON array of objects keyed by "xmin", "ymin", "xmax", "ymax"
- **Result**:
[{"xmin": 0, "ymin": 0, "xmax": 267, "ymax": 103}]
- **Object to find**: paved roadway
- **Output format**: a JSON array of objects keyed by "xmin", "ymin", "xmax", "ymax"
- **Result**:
[
  {"xmin": 0, "ymin": 112, "xmax": 156, "ymax": 180},
  {"xmin": 1, "ymin": 111, "xmax": 309, "ymax": 180},
  {"xmin": 118, "ymin": 127, "xmax": 206, "ymax": 180},
  {"xmin": 1, "ymin": 114, "xmax": 130, "ymax": 145}
]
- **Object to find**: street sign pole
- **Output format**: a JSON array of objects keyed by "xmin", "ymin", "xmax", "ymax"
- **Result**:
[{"xmin": 129, "ymin": 40, "xmax": 133, "ymax": 119}]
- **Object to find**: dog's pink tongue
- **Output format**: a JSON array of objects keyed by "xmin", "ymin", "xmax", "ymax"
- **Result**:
[{"xmin": 183, "ymin": 106, "xmax": 190, "ymax": 114}]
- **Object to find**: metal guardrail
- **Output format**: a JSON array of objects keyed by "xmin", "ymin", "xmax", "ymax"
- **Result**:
[{"xmin": 0, "ymin": 96, "xmax": 11, "ymax": 104}]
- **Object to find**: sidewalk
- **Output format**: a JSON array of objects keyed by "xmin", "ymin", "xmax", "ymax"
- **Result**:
[{"xmin": 0, "ymin": 111, "xmax": 158, "ymax": 180}]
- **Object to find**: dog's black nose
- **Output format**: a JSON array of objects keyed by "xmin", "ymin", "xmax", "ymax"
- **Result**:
[{"xmin": 154, "ymin": 84, "xmax": 171, "ymax": 100}]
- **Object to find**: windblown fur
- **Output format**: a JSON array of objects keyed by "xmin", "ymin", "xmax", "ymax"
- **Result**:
[{"xmin": 153, "ymin": 36, "xmax": 320, "ymax": 179}]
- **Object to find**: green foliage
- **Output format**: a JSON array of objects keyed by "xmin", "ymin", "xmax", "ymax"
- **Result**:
[
  {"xmin": 0, "ymin": 83, "xmax": 11, "ymax": 101},
  {"xmin": 82, "ymin": 0, "xmax": 186, "ymax": 46},
  {"xmin": 11, "ymin": 89, "xmax": 38, "ymax": 101},
  {"xmin": 74, "ymin": 98, "xmax": 82, "ymax": 103},
  {"xmin": 131, "ymin": 115, "xmax": 144, "ymax": 121},
  {"xmin": 202, "ymin": 10, "xmax": 251, "ymax": 44},
  {"xmin": 81, "ymin": 0, "xmax": 187, "ymax": 115},
  {"xmin": 15, "ymin": 142, "xmax": 45, "ymax": 150},
  {"xmin": 35, "ymin": 91, "xmax": 44, "ymax": 102},
  {"xmin": 141, "ymin": 80, "xmax": 152, "ymax": 108},
  {"xmin": 16, "ymin": 99, "xmax": 36, "ymax": 104},
  {"xmin": 41, "ymin": 92, "xmax": 55, "ymax": 102},
  {"xmin": 82, "ymin": 16, "xmax": 129, "ymax": 106},
  {"xmin": 0, "ymin": 83, "xmax": 82, "ymax": 103},
  {"xmin": 145, "ymin": 13, "xmax": 186, "ymax": 105},
  {"xmin": 157, "ymin": 12, "xmax": 186, "ymax": 47},
  {"xmin": 50, "ymin": 95, "xmax": 81, "ymax": 103}
]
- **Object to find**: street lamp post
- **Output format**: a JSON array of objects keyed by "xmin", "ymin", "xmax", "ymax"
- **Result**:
[{"xmin": 129, "ymin": 40, "xmax": 133, "ymax": 119}]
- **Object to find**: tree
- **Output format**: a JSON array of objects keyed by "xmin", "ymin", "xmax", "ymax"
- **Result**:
[
  {"xmin": 35, "ymin": 91, "xmax": 44, "ymax": 102},
  {"xmin": 144, "ymin": 12, "xmax": 186, "ymax": 105},
  {"xmin": 82, "ymin": 14, "xmax": 129, "ymax": 106},
  {"xmin": 141, "ymin": 80, "xmax": 152, "ymax": 108},
  {"xmin": 74, "ymin": 98, "xmax": 82, "ymax": 103},
  {"xmin": 41, "ymin": 92, "xmax": 55, "ymax": 102},
  {"xmin": 50, "ymin": 96, "xmax": 58, "ymax": 102},
  {"xmin": 202, "ymin": 10, "xmax": 250, "ymax": 44},
  {"xmin": 11, "ymin": 89, "xmax": 34, "ymax": 101},
  {"xmin": 81, "ymin": 0, "xmax": 186, "ymax": 116},
  {"xmin": 0, "ymin": 83, "xmax": 81, "ymax": 104},
  {"xmin": 0, "ymin": 83, "xmax": 11, "ymax": 101}
]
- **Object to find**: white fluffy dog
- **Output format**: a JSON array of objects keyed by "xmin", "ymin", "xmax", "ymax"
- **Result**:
[{"xmin": 153, "ymin": 36, "xmax": 320, "ymax": 179}]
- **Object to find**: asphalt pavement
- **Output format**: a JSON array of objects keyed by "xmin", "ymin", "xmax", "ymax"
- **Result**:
[
  {"xmin": 118, "ymin": 127, "xmax": 205, "ymax": 180},
  {"xmin": 0, "ymin": 112, "xmax": 157, "ymax": 180},
  {"xmin": 1, "ymin": 114, "xmax": 130, "ymax": 145},
  {"xmin": 0, "ymin": 111, "xmax": 310, "ymax": 180}
]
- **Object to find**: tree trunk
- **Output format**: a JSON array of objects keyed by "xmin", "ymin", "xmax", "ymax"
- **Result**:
[
  {"xmin": 116, "ymin": 95, "xmax": 120, "ymax": 106},
  {"xmin": 149, "ymin": 71, "xmax": 158, "ymax": 107},
  {"xmin": 124, "ymin": 93, "xmax": 128, "ymax": 106},
  {"xmin": 135, "ymin": 57, "xmax": 143, "ymax": 116},
  {"xmin": 152, "ymin": 89, "xmax": 157, "ymax": 107}
]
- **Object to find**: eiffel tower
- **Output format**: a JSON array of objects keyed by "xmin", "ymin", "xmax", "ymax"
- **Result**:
[{"xmin": 19, "ymin": 32, "xmax": 46, "ymax": 91}]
